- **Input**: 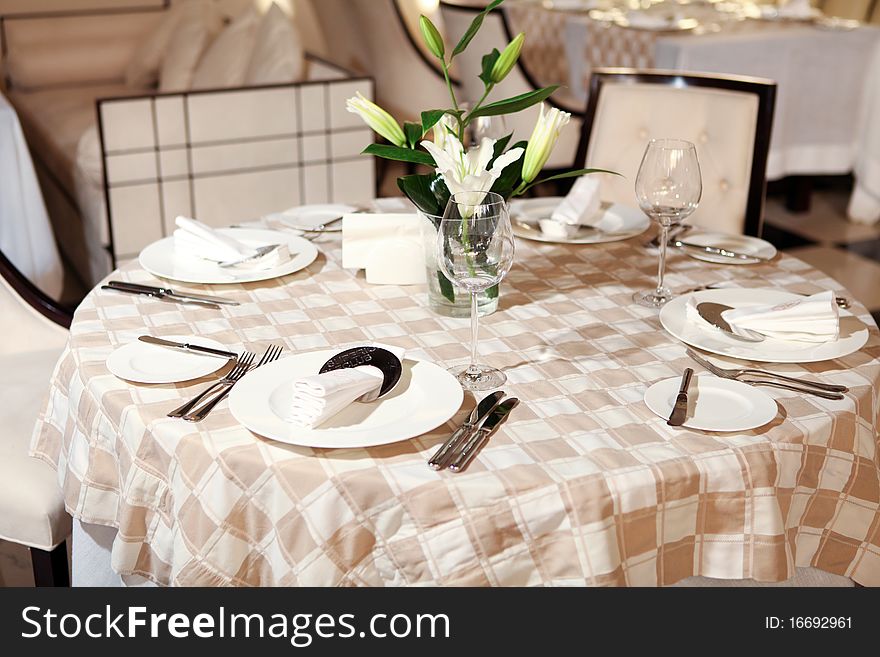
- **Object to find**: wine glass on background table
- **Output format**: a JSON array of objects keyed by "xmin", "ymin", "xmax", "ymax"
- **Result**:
[
  {"xmin": 633, "ymin": 138, "xmax": 702, "ymax": 308},
  {"xmin": 437, "ymin": 191, "xmax": 515, "ymax": 391}
]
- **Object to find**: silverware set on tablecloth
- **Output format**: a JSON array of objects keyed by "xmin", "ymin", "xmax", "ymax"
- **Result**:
[
  {"xmin": 428, "ymin": 392, "xmax": 519, "ymax": 473},
  {"xmin": 138, "ymin": 338, "xmax": 284, "ymax": 421},
  {"xmin": 102, "ymin": 280, "xmax": 239, "ymax": 309}
]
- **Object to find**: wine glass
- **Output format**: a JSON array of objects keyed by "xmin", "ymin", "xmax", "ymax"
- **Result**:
[
  {"xmin": 471, "ymin": 113, "xmax": 508, "ymax": 144},
  {"xmin": 437, "ymin": 191, "xmax": 515, "ymax": 390},
  {"xmin": 633, "ymin": 138, "xmax": 702, "ymax": 308}
]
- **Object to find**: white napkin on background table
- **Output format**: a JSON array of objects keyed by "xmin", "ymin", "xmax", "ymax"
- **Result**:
[
  {"xmin": 721, "ymin": 290, "xmax": 840, "ymax": 342},
  {"xmin": 775, "ymin": 0, "xmax": 816, "ymax": 19},
  {"xmin": 173, "ymin": 216, "xmax": 289, "ymax": 270},
  {"xmin": 540, "ymin": 176, "xmax": 608, "ymax": 238},
  {"xmin": 288, "ymin": 344, "xmax": 406, "ymax": 429}
]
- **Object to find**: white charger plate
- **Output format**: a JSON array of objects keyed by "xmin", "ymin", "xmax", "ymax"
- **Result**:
[
  {"xmin": 229, "ymin": 349, "xmax": 464, "ymax": 448},
  {"xmin": 644, "ymin": 374, "xmax": 778, "ymax": 432},
  {"xmin": 268, "ymin": 203, "xmax": 359, "ymax": 232},
  {"xmin": 680, "ymin": 231, "xmax": 777, "ymax": 265},
  {"xmin": 659, "ymin": 288, "xmax": 869, "ymax": 363},
  {"xmin": 139, "ymin": 228, "xmax": 318, "ymax": 285},
  {"xmin": 107, "ymin": 334, "xmax": 230, "ymax": 384},
  {"xmin": 510, "ymin": 197, "xmax": 649, "ymax": 244}
]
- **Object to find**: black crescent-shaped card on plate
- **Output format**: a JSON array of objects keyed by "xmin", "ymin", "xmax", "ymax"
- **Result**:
[{"xmin": 319, "ymin": 346, "xmax": 403, "ymax": 398}]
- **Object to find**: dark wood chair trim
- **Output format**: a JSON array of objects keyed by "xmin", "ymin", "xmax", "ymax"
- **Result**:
[
  {"xmin": 576, "ymin": 68, "xmax": 776, "ymax": 238},
  {"xmin": 0, "ymin": 249, "xmax": 73, "ymax": 328},
  {"xmin": 31, "ymin": 541, "xmax": 70, "ymax": 587}
]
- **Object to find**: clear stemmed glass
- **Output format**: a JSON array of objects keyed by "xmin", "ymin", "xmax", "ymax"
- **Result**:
[
  {"xmin": 437, "ymin": 191, "xmax": 515, "ymax": 391},
  {"xmin": 633, "ymin": 138, "xmax": 702, "ymax": 308}
]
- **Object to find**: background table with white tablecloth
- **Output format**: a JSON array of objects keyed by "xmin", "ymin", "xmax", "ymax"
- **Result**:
[{"xmin": 0, "ymin": 92, "xmax": 63, "ymax": 297}]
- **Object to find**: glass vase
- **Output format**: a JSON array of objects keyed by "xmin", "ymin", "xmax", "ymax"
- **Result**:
[{"xmin": 419, "ymin": 211, "xmax": 499, "ymax": 318}]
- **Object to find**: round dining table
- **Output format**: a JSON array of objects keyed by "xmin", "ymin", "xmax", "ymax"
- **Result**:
[{"xmin": 30, "ymin": 216, "xmax": 880, "ymax": 587}]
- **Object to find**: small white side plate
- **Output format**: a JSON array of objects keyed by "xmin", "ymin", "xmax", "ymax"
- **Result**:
[
  {"xmin": 138, "ymin": 228, "xmax": 318, "ymax": 285},
  {"xmin": 680, "ymin": 231, "xmax": 777, "ymax": 265},
  {"xmin": 644, "ymin": 374, "xmax": 778, "ymax": 432},
  {"xmin": 229, "ymin": 349, "xmax": 464, "ymax": 449},
  {"xmin": 510, "ymin": 197, "xmax": 649, "ymax": 244},
  {"xmin": 269, "ymin": 203, "xmax": 359, "ymax": 232},
  {"xmin": 107, "ymin": 334, "xmax": 230, "ymax": 384}
]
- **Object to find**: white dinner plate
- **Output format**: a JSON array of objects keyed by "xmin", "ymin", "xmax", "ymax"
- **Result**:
[
  {"xmin": 679, "ymin": 231, "xmax": 777, "ymax": 265},
  {"xmin": 644, "ymin": 374, "xmax": 778, "ymax": 432},
  {"xmin": 268, "ymin": 203, "xmax": 359, "ymax": 232},
  {"xmin": 659, "ymin": 288, "xmax": 869, "ymax": 363},
  {"xmin": 107, "ymin": 334, "xmax": 230, "ymax": 384},
  {"xmin": 510, "ymin": 197, "xmax": 649, "ymax": 244},
  {"xmin": 138, "ymin": 228, "xmax": 318, "ymax": 285},
  {"xmin": 229, "ymin": 349, "xmax": 464, "ymax": 448}
]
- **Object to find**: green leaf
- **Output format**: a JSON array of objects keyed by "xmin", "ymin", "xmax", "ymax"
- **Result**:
[
  {"xmin": 486, "ymin": 283, "xmax": 499, "ymax": 299},
  {"xmin": 516, "ymin": 168, "xmax": 621, "ymax": 194},
  {"xmin": 363, "ymin": 143, "xmax": 435, "ymax": 167},
  {"xmin": 420, "ymin": 109, "xmax": 448, "ymax": 135},
  {"xmin": 437, "ymin": 271, "xmax": 456, "ymax": 303},
  {"xmin": 490, "ymin": 139, "xmax": 528, "ymax": 199},
  {"xmin": 451, "ymin": 0, "xmax": 506, "ymax": 59},
  {"xmin": 397, "ymin": 173, "xmax": 451, "ymax": 217},
  {"xmin": 489, "ymin": 133, "xmax": 513, "ymax": 164},
  {"xmin": 469, "ymin": 85, "xmax": 559, "ymax": 119},
  {"xmin": 479, "ymin": 49, "xmax": 501, "ymax": 87},
  {"xmin": 403, "ymin": 121, "xmax": 424, "ymax": 148}
]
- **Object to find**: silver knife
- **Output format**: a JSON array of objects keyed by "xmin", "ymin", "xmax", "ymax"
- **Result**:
[
  {"xmin": 696, "ymin": 302, "xmax": 765, "ymax": 342},
  {"xmin": 449, "ymin": 398, "xmax": 520, "ymax": 473},
  {"xmin": 667, "ymin": 368, "xmax": 694, "ymax": 427},
  {"xmin": 104, "ymin": 281, "xmax": 240, "ymax": 306},
  {"xmin": 138, "ymin": 336, "xmax": 238, "ymax": 360},
  {"xmin": 673, "ymin": 240, "xmax": 771, "ymax": 262},
  {"xmin": 428, "ymin": 391, "xmax": 505, "ymax": 470}
]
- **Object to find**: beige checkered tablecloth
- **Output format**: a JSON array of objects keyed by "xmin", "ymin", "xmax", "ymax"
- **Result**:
[{"xmin": 31, "ymin": 227, "xmax": 880, "ymax": 586}]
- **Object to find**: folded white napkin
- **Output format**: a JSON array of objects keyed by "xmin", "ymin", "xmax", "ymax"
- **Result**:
[
  {"xmin": 539, "ymin": 176, "xmax": 603, "ymax": 239},
  {"xmin": 173, "ymin": 216, "xmax": 289, "ymax": 270},
  {"xmin": 287, "ymin": 344, "xmax": 406, "ymax": 429},
  {"xmin": 625, "ymin": 10, "xmax": 677, "ymax": 30},
  {"xmin": 721, "ymin": 290, "xmax": 839, "ymax": 343}
]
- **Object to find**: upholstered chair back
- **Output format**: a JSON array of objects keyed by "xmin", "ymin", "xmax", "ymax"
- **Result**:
[
  {"xmin": 0, "ymin": 254, "xmax": 68, "ymax": 356},
  {"xmin": 580, "ymin": 71, "xmax": 775, "ymax": 236},
  {"xmin": 439, "ymin": 1, "xmax": 581, "ymax": 169}
]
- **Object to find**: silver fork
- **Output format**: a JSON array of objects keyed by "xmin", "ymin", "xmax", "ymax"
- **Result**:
[
  {"xmin": 183, "ymin": 344, "xmax": 283, "ymax": 422},
  {"xmin": 685, "ymin": 348, "xmax": 848, "ymax": 397},
  {"xmin": 167, "ymin": 351, "xmax": 256, "ymax": 418}
]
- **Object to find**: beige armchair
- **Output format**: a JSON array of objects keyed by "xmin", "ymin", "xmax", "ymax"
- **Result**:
[
  {"xmin": 0, "ymin": 249, "xmax": 71, "ymax": 586},
  {"xmin": 577, "ymin": 69, "xmax": 777, "ymax": 237}
]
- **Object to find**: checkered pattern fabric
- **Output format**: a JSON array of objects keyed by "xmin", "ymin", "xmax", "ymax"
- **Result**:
[{"xmin": 31, "ymin": 226, "xmax": 880, "ymax": 586}]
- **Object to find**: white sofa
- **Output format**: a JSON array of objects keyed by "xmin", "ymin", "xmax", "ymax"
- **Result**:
[{"xmin": 2, "ymin": 0, "xmax": 376, "ymax": 287}]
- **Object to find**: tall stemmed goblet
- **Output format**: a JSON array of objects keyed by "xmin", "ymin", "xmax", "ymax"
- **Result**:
[
  {"xmin": 633, "ymin": 138, "xmax": 702, "ymax": 308},
  {"xmin": 437, "ymin": 191, "xmax": 515, "ymax": 391}
]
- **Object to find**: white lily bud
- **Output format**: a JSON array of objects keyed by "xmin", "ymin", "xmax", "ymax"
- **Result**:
[
  {"xmin": 345, "ymin": 92, "xmax": 407, "ymax": 148},
  {"xmin": 521, "ymin": 104, "xmax": 571, "ymax": 183}
]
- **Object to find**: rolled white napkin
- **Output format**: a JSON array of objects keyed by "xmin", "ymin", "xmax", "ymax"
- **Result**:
[
  {"xmin": 721, "ymin": 290, "xmax": 840, "ymax": 343},
  {"xmin": 540, "ymin": 176, "xmax": 613, "ymax": 239},
  {"xmin": 173, "ymin": 216, "xmax": 289, "ymax": 270},
  {"xmin": 625, "ymin": 10, "xmax": 678, "ymax": 30},
  {"xmin": 288, "ymin": 344, "xmax": 405, "ymax": 429}
]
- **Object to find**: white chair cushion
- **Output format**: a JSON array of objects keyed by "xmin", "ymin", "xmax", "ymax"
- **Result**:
[
  {"xmin": 159, "ymin": 1, "xmax": 224, "ymax": 92},
  {"xmin": 191, "ymin": 5, "xmax": 261, "ymax": 90},
  {"xmin": 244, "ymin": 2, "xmax": 306, "ymax": 86},
  {"xmin": 586, "ymin": 83, "xmax": 758, "ymax": 235},
  {"xmin": 0, "ymin": 348, "xmax": 69, "ymax": 550},
  {"xmin": 125, "ymin": 3, "xmax": 192, "ymax": 89}
]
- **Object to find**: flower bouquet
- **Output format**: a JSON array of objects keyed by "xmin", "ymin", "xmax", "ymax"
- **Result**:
[{"xmin": 346, "ymin": 0, "xmax": 609, "ymax": 315}]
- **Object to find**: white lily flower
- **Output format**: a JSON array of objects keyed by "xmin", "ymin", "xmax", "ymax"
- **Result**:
[
  {"xmin": 433, "ymin": 113, "xmax": 458, "ymax": 152},
  {"xmin": 345, "ymin": 92, "xmax": 407, "ymax": 147},
  {"xmin": 421, "ymin": 134, "xmax": 524, "ymax": 206},
  {"xmin": 521, "ymin": 104, "xmax": 571, "ymax": 183}
]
